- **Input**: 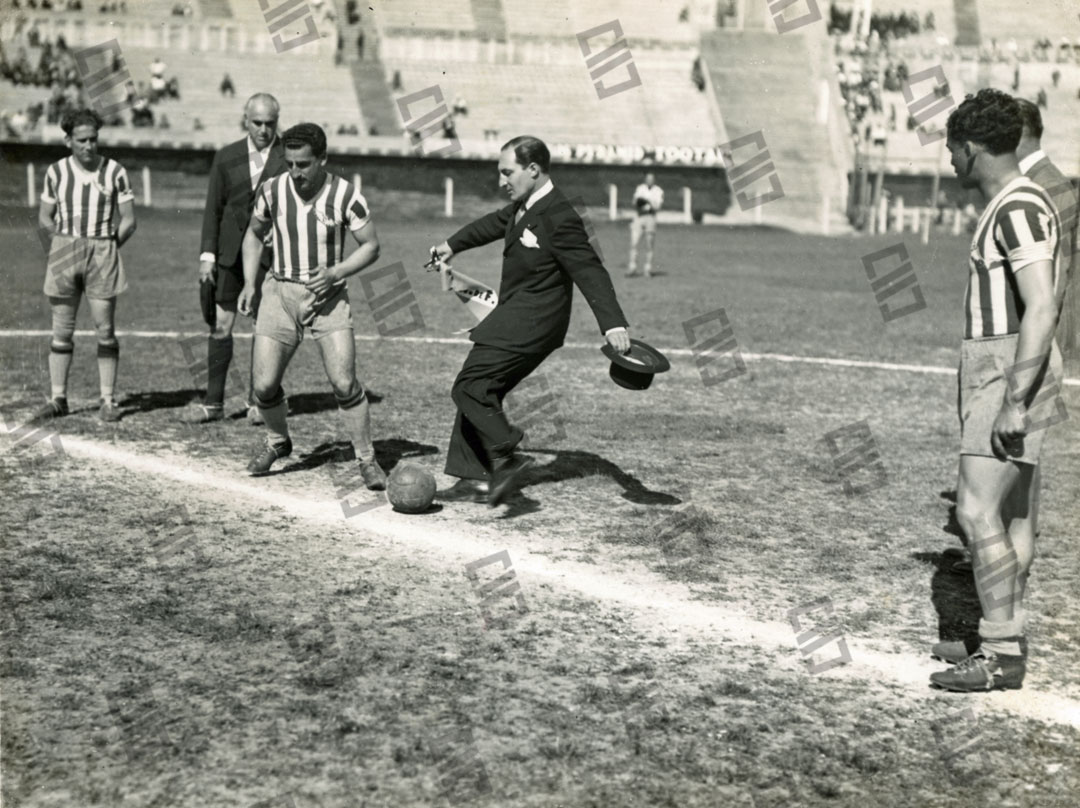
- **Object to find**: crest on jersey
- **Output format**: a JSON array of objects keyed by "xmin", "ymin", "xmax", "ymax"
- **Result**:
[{"xmin": 313, "ymin": 207, "xmax": 341, "ymax": 228}]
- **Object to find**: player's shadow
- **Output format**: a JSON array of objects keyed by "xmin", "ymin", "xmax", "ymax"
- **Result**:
[
  {"xmin": 121, "ymin": 389, "xmax": 204, "ymax": 413},
  {"xmin": 518, "ymin": 448, "xmax": 681, "ymax": 507},
  {"xmin": 912, "ymin": 549, "xmax": 982, "ymax": 643},
  {"xmin": 272, "ymin": 436, "xmax": 439, "ymax": 476},
  {"xmin": 286, "ymin": 390, "xmax": 384, "ymax": 417}
]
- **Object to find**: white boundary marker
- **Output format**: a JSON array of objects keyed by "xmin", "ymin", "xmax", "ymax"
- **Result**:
[
  {"xmin": 36, "ymin": 434, "xmax": 1080, "ymax": 730},
  {"xmin": 1, "ymin": 329, "xmax": 1077, "ymax": 387}
]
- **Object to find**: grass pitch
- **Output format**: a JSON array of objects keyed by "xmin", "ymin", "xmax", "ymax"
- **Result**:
[{"xmin": 2, "ymin": 204, "xmax": 1079, "ymax": 807}]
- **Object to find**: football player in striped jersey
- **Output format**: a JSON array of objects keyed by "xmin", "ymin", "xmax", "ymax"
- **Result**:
[
  {"xmin": 238, "ymin": 123, "xmax": 386, "ymax": 487},
  {"xmin": 34, "ymin": 108, "xmax": 137, "ymax": 423},
  {"xmin": 929, "ymin": 89, "xmax": 1065, "ymax": 693}
]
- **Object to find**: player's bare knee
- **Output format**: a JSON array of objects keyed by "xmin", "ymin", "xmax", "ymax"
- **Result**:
[
  {"xmin": 252, "ymin": 384, "xmax": 285, "ymax": 409},
  {"xmin": 335, "ymin": 381, "xmax": 366, "ymax": 409}
]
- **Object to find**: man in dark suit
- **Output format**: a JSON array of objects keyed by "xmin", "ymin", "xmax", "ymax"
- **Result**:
[
  {"xmin": 432, "ymin": 135, "xmax": 632, "ymax": 505},
  {"xmin": 182, "ymin": 93, "xmax": 287, "ymax": 424},
  {"xmin": 1015, "ymin": 98, "xmax": 1078, "ymax": 369}
]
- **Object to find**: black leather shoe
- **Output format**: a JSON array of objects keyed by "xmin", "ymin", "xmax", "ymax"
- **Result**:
[
  {"xmin": 436, "ymin": 478, "xmax": 489, "ymax": 503},
  {"xmin": 488, "ymin": 455, "xmax": 534, "ymax": 507},
  {"xmin": 247, "ymin": 437, "xmax": 292, "ymax": 476},
  {"xmin": 929, "ymin": 649, "xmax": 1026, "ymax": 692}
]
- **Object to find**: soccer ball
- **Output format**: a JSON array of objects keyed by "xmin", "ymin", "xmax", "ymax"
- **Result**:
[{"xmin": 387, "ymin": 464, "xmax": 436, "ymax": 514}]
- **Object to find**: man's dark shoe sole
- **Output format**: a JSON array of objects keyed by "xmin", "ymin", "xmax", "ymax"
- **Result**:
[{"xmin": 437, "ymin": 481, "xmax": 490, "ymax": 504}]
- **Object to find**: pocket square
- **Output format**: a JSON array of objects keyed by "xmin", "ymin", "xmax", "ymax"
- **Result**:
[{"xmin": 520, "ymin": 228, "xmax": 540, "ymax": 249}]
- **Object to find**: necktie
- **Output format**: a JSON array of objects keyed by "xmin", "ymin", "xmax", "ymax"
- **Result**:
[{"xmin": 514, "ymin": 205, "xmax": 525, "ymax": 224}]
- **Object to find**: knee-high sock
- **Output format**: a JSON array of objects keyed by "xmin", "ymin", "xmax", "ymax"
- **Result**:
[
  {"xmin": 337, "ymin": 384, "xmax": 374, "ymax": 463},
  {"xmin": 49, "ymin": 343, "xmax": 74, "ymax": 399},
  {"xmin": 206, "ymin": 335, "xmax": 233, "ymax": 407},
  {"xmin": 97, "ymin": 340, "xmax": 119, "ymax": 402},
  {"xmin": 254, "ymin": 385, "xmax": 289, "ymax": 447}
]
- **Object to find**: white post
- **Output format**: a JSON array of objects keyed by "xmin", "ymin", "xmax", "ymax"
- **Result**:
[
  {"xmin": 142, "ymin": 166, "xmax": 152, "ymax": 207},
  {"xmin": 822, "ymin": 195, "xmax": 830, "ymax": 235},
  {"xmin": 608, "ymin": 183, "xmax": 617, "ymax": 221},
  {"xmin": 952, "ymin": 207, "xmax": 962, "ymax": 235},
  {"xmin": 682, "ymin": 186, "xmax": 692, "ymax": 224},
  {"xmin": 921, "ymin": 208, "xmax": 931, "ymax": 245},
  {"xmin": 895, "ymin": 196, "xmax": 904, "ymax": 234},
  {"xmin": 353, "ymin": 172, "xmax": 362, "ymax": 191},
  {"xmin": 877, "ymin": 194, "xmax": 888, "ymax": 234},
  {"xmin": 444, "ymin": 176, "xmax": 453, "ymax": 217},
  {"xmin": 754, "ymin": 202, "xmax": 763, "ymax": 225},
  {"xmin": 26, "ymin": 162, "xmax": 35, "ymax": 207}
]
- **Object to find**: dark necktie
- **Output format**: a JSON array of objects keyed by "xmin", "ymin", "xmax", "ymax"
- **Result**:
[{"xmin": 514, "ymin": 205, "xmax": 525, "ymax": 224}]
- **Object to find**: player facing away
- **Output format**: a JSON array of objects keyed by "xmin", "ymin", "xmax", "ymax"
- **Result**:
[
  {"xmin": 33, "ymin": 108, "xmax": 137, "ymax": 423},
  {"xmin": 184, "ymin": 93, "xmax": 286, "ymax": 425},
  {"xmin": 238, "ymin": 123, "xmax": 387, "ymax": 488},
  {"xmin": 929, "ymin": 89, "xmax": 1066, "ymax": 692},
  {"xmin": 627, "ymin": 172, "xmax": 663, "ymax": 277}
]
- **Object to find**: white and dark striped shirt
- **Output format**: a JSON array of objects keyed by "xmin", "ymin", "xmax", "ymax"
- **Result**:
[
  {"xmin": 41, "ymin": 156, "xmax": 133, "ymax": 239},
  {"xmin": 253, "ymin": 172, "xmax": 371, "ymax": 283},
  {"xmin": 965, "ymin": 176, "xmax": 1061, "ymax": 339}
]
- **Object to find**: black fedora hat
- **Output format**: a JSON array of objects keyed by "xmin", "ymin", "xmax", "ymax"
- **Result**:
[{"xmin": 601, "ymin": 339, "xmax": 671, "ymax": 390}]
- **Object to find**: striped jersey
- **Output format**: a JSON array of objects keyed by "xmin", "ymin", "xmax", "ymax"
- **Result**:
[
  {"xmin": 41, "ymin": 156, "xmax": 133, "ymax": 239},
  {"xmin": 253, "ymin": 172, "xmax": 371, "ymax": 283},
  {"xmin": 965, "ymin": 176, "xmax": 1061, "ymax": 339}
]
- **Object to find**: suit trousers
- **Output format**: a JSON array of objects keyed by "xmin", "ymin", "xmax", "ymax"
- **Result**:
[{"xmin": 445, "ymin": 343, "xmax": 548, "ymax": 480}]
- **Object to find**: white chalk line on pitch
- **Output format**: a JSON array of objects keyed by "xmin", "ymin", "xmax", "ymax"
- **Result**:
[
  {"xmin": 43, "ymin": 434, "xmax": 1080, "ymax": 730},
  {"xmin": 2, "ymin": 328, "xmax": 1078, "ymax": 386}
]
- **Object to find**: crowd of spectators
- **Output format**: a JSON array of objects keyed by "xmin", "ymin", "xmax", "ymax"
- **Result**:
[{"xmin": 828, "ymin": 3, "xmax": 933, "ymax": 41}]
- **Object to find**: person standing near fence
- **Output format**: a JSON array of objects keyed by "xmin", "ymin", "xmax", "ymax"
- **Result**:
[
  {"xmin": 32, "ymin": 108, "xmax": 136, "ymax": 423},
  {"xmin": 627, "ymin": 172, "xmax": 663, "ymax": 278},
  {"xmin": 182, "ymin": 93, "xmax": 286, "ymax": 424}
]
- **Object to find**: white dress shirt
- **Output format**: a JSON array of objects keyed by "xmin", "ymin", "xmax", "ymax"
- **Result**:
[{"xmin": 199, "ymin": 136, "xmax": 273, "ymax": 264}]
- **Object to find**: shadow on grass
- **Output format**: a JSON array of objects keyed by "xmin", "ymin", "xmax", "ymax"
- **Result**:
[
  {"xmin": 521, "ymin": 448, "xmax": 681, "ymax": 507},
  {"xmin": 912, "ymin": 549, "xmax": 982, "ymax": 642},
  {"xmin": 287, "ymin": 390, "xmax": 384, "ymax": 416},
  {"xmin": 118, "ymin": 389, "xmax": 385, "ymax": 420},
  {"xmin": 272, "ymin": 437, "xmax": 439, "ymax": 476}
]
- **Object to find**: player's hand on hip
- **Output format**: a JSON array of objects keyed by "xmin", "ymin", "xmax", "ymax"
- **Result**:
[
  {"xmin": 199, "ymin": 259, "xmax": 216, "ymax": 285},
  {"xmin": 238, "ymin": 285, "xmax": 255, "ymax": 318},
  {"xmin": 606, "ymin": 328, "xmax": 631, "ymax": 355},
  {"xmin": 304, "ymin": 265, "xmax": 337, "ymax": 297},
  {"xmin": 433, "ymin": 241, "xmax": 454, "ymax": 263},
  {"xmin": 990, "ymin": 401, "xmax": 1027, "ymax": 459}
]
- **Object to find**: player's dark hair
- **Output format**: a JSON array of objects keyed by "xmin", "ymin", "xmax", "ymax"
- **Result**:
[
  {"xmin": 61, "ymin": 107, "xmax": 103, "ymax": 135},
  {"xmin": 1014, "ymin": 97, "xmax": 1043, "ymax": 141},
  {"xmin": 945, "ymin": 89, "xmax": 1022, "ymax": 155},
  {"xmin": 282, "ymin": 122, "xmax": 327, "ymax": 157},
  {"xmin": 502, "ymin": 135, "xmax": 550, "ymax": 173}
]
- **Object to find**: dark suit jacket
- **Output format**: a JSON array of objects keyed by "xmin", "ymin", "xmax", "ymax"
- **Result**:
[
  {"xmin": 1026, "ymin": 155, "xmax": 1078, "ymax": 311},
  {"xmin": 200, "ymin": 136, "xmax": 286, "ymax": 269},
  {"xmin": 447, "ymin": 186, "xmax": 628, "ymax": 355}
]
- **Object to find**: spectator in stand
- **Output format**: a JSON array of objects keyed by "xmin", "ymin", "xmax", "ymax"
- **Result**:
[
  {"xmin": 220, "ymin": 73, "xmax": 235, "ymax": 98},
  {"xmin": 150, "ymin": 56, "xmax": 166, "ymax": 80},
  {"xmin": 159, "ymin": 114, "xmax": 170, "ymax": 129},
  {"xmin": 1037, "ymin": 88, "xmax": 1048, "ymax": 109},
  {"xmin": 691, "ymin": 56, "xmax": 705, "ymax": 91},
  {"xmin": 453, "ymin": 95, "xmax": 468, "ymax": 116},
  {"xmin": 392, "ymin": 70, "xmax": 402, "ymax": 91},
  {"xmin": 166, "ymin": 77, "xmax": 180, "ymax": 100},
  {"xmin": 356, "ymin": 30, "xmax": 365, "ymax": 59},
  {"xmin": 46, "ymin": 83, "xmax": 66, "ymax": 123},
  {"xmin": 149, "ymin": 73, "xmax": 166, "ymax": 103},
  {"xmin": 10, "ymin": 108, "xmax": 29, "ymax": 135},
  {"xmin": 193, "ymin": 117, "xmax": 204, "ymax": 131},
  {"xmin": 346, "ymin": 0, "xmax": 360, "ymax": 25},
  {"xmin": 442, "ymin": 115, "xmax": 457, "ymax": 140},
  {"xmin": 1051, "ymin": 70, "xmax": 1061, "ymax": 89}
]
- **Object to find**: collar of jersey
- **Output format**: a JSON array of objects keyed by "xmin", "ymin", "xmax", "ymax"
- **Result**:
[
  {"xmin": 68, "ymin": 155, "xmax": 104, "ymax": 181},
  {"xmin": 287, "ymin": 173, "xmax": 329, "ymax": 207}
]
